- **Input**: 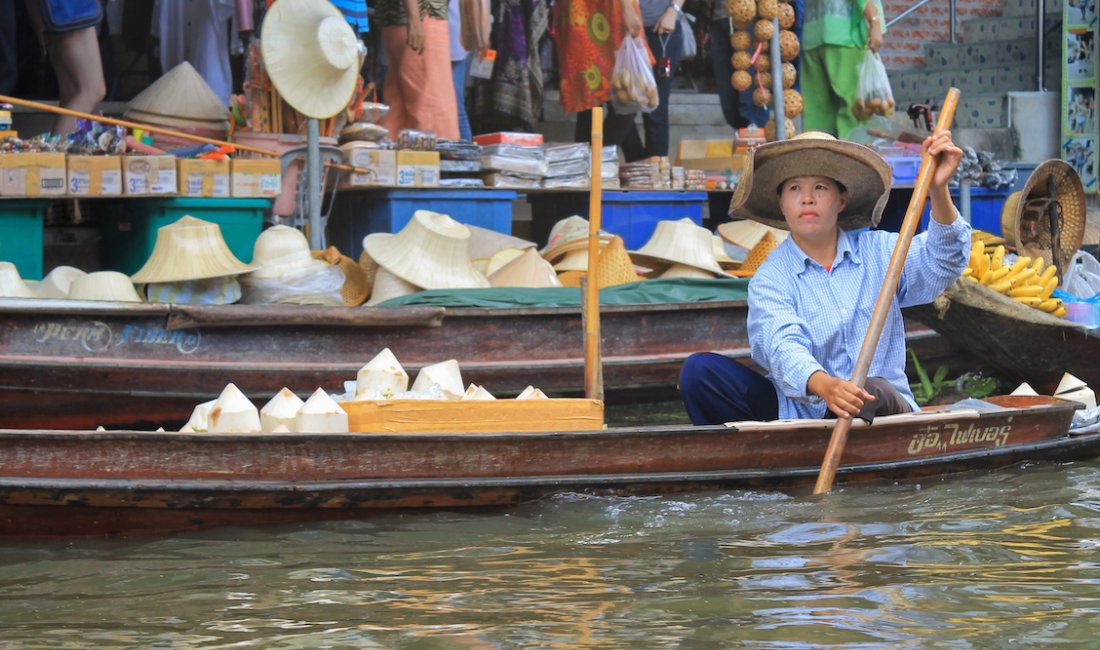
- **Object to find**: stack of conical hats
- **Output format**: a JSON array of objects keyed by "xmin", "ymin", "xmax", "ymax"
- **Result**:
[{"xmin": 124, "ymin": 62, "xmax": 230, "ymax": 138}]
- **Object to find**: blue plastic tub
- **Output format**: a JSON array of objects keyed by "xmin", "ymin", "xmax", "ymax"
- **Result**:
[
  {"xmin": 918, "ymin": 186, "xmax": 1010, "ymax": 235},
  {"xmin": 0, "ymin": 199, "xmax": 48, "ymax": 279},
  {"xmin": 362, "ymin": 189, "xmax": 516, "ymax": 236},
  {"xmin": 528, "ymin": 191, "xmax": 708, "ymax": 251}
]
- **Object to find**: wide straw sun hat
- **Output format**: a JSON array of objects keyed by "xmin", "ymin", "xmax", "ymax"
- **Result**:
[
  {"xmin": 539, "ymin": 215, "xmax": 614, "ymax": 263},
  {"xmin": 730, "ymin": 131, "xmax": 892, "ymax": 231},
  {"xmin": 250, "ymin": 225, "xmax": 328, "ymax": 279},
  {"xmin": 999, "ymin": 159, "xmax": 1086, "ymax": 273},
  {"xmin": 68, "ymin": 271, "xmax": 143, "ymax": 303},
  {"xmin": 716, "ymin": 219, "xmax": 789, "ymax": 250},
  {"xmin": 629, "ymin": 218, "xmax": 724, "ymax": 277},
  {"xmin": 489, "ymin": 248, "xmax": 563, "ymax": 288},
  {"xmin": 362, "ymin": 210, "xmax": 490, "ymax": 290},
  {"xmin": 0, "ymin": 262, "xmax": 34, "ymax": 298},
  {"xmin": 261, "ymin": 0, "xmax": 361, "ymax": 119},
  {"xmin": 28, "ymin": 265, "xmax": 86, "ymax": 299},
  {"xmin": 131, "ymin": 216, "xmax": 257, "ymax": 284},
  {"xmin": 557, "ymin": 236, "xmax": 643, "ymax": 289},
  {"xmin": 124, "ymin": 62, "xmax": 229, "ymax": 133}
]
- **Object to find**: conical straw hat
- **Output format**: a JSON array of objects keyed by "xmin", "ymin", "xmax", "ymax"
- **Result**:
[
  {"xmin": 630, "ymin": 218, "xmax": 724, "ymax": 275},
  {"xmin": 553, "ymin": 248, "xmax": 589, "ymax": 272},
  {"xmin": 539, "ymin": 215, "xmax": 614, "ymax": 263},
  {"xmin": 717, "ymin": 219, "xmax": 788, "ymax": 250},
  {"xmin": 712, "ymin": 236, "xmax": 740, "ymax": 270},
  {"xmin": 728, "ymin": 231, "xmax": 778, "ymax": 277},
  {"xmin": 366, "ymin": 266, "xmax": 421, "ymax": 305},
  {"xmin": 999, "ymin": 160, "xmax": 1086, "ymax": 272},
  {"xmin": 312, "ymin": 246, "xmax": 371, "ymax": 306},
  {"xmin": 262, "ymin": 0, "xmax": 361, "ymax": 119},
  {"xmin": 28, "ymin": 265, "xmax": 86, "ymax": 299},
  {"xmin": 131, "ymin": 216, "xmax": 257, "ymax": 284},
  {"xmin": 0, "ymin": 262, "xmax": 34, "ymax": 298},
  {"xmin": 489, "ymin": 248, "xmax": 563, "ymax": 288},
  {"xmin": 124, "ymin": 62, "xmax": 229, "ymax": 128},
  {"xmin": 466, "ymin": 224, "xmax": 536, "ymax": 261},
  {"xmin": 362, "ymin": 210, "xmax": 490, "ymax": 290},
  {"xmin": 483, "ymin": 247, "xmax": 526, "ymax": 276},
  {"xmin": 559, "ymin": 236, "xmax": 644, "ymax": 288},
  {"xmin": 250, "ymin": 225, "xmax": 327, "ymax": 279},
  {"xmin": 68, "ymin": 271, "xmax": 143, "ymax": 302}
]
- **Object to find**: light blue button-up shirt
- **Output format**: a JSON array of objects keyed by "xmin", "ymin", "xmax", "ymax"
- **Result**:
[{"xmin": 747, "ymin": 216, "xmax": 972, "ymax": 419}]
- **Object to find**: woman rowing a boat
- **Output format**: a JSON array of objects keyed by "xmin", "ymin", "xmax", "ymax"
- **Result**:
[{"xmin": 679, "ymin": 130, "xmax": 968, "ymax": 425}]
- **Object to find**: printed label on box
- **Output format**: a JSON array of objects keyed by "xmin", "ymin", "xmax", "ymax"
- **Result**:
[
  {"xmin": 69, "ymin": 170, "xmax": 91, "ymax": 195},
  {"xmin": 1, "ymin": 168, "xmax": 25, "ymax": 195},
  {"xmin": 153, "ymin": 169, "xmax": 175, "ymax": 194},
  {"xmin": 101, "ymin": 170, "xmax": 121, "ymax": 195}
]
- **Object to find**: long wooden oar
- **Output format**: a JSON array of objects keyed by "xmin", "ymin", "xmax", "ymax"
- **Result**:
[
  {"xmin": 583, "ymin": 107, "xmax": 605, "ymax": 402},
  {"xmin": 813, "ymin": 87, "xmax": 960, "ymax": 495}
]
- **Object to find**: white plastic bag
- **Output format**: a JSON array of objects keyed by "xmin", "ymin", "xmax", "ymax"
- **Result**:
[
  {"xmin": 610, "ymin": 35, "xmax": 659, "ymax": 114},
  {"xmin": 679, "ymin": 14, "xmax": 697, "ymax": 60},
  {"xmin": 853, "ymin": 50, "xmax": 896, "ymax": 119},
  {"xmin": 1062, "ymin": 250, "xmax": 1100, "ymax": 300}
]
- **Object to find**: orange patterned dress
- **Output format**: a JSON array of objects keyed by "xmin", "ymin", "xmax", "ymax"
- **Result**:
[{"xmin": 553, "ymin": 0, "xmax": 626, "ymax": 114}]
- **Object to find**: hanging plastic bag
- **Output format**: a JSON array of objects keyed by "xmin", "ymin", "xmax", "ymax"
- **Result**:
[
  {"xmin": 679, "ymin": 14, "xmax": 697, "ymax": 60},
  {"xmin": 610, "ymin": 35, "xmax": 659, "ymax": 114},
  {"xmin": 853, "ymin": 50, "xmax": 896, "ymax": 119},
  {"xmin": 1061, "ymin": 250, "xmax": 1100, "ymax": 300}
]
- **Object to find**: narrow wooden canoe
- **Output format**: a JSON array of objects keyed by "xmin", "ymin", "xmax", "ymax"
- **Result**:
[
  {"xmin": 0, "ymin": 298, "xmax": 963, "ymax": 430},
  {"xmin": 0, "ymin": 395, "xmax": 1090, "ymax": 538}
]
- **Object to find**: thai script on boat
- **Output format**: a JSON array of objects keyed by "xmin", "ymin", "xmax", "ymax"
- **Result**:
[
  {"xmin": 32, "ymin": 321, "xmax": 201, "ymax": 354},
  {"xmin": 907, "ymin": 419, "xmax": 1012, "ymax": 455}
]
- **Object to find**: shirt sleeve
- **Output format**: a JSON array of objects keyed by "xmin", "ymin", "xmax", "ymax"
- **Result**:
[
  {"xmin": 895, "ymin": 209, "xmax": 972, "ymax": 307},
  {"xmin": 748, "ymin": 268, "xmax": 825, "ymax": 403}
]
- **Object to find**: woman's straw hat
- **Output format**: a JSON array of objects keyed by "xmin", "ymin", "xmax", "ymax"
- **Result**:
[
  {"xmin": 362, "ymin": 210, "xmax": 490, "ymax": 290},
  {"xmin": 730, "ymin": 131, "xmax": 892, "ymax": 231},
  {"xmin": 630, "ymin": 218, "xmax": 724, "ymax": 276},
  {"xmin": 131, "ymin": 216, "xmax": 257, "ymax": 284},
  {"xmin": 28, "ymin": 265, "xmax": 86, "ymax": 299},
  {"xmin": 250, "ymin": 225, "xmax": 328, "ymax": 279},
  {"xmin": 557, "ymin": 236, "xmax": 644, "ymax": 288},
  {"xmin": 539, "ymin": 215, "xmax": 614, "ymax": 263},
  {"xmin": 312, "ymin": 246, "xmax": 371, "ymax": 306},
  {"xmin": 261, "ymin": 0, "xmax": 361, "ymax": 119},
  {"xmin": 727, "ymin": 231, "xmax": 779, "ymax": 277},
  {"xmin": 999, "ymin": 159, "xmax": 1086, "ymax": 273},
  {"xmin": 68, "ymin": 271, "xmax": 143, "ymax": 302},
  {"xmin": 717, "ymin": 219, "xmax": 789, "ymax": 250},
  {"xmin": 124, "ymin": 62, "xmax": 229, "ymax": 132},
  {"xmin": 489, "ymin": 248, "xmax": 563, "ymax": 288},
  {"xmin": 0, "ymin": 262, "xmax": 35, "ymax": 298},
  {"xmin": 366, "ymin": 266, "xmax": 421, "ymax": 305}
]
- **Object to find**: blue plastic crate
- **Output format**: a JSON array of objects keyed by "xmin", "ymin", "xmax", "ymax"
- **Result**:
[
  {"xmin": 0, "ymin": 199, "xmax": 47, "ymax": 280},
  {"xmin": 601, "ymin": 192, "xmax": 708, "ymax": 250},
  {"xmin": 99, "ymin": 197, "xmax": 269, "ymax": 275},
  {"xmin": 363, "ymin": 189, "xmax": 516, "ymax": 236},
  {"xmin": 885, "ymin": 156, "xmax": 921, "ymax": 187}
]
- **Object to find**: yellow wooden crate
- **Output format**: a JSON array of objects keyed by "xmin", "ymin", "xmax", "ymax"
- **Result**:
[{"xmin": 339, "ymin": 398, "xmax": 604, "ymax": 433}]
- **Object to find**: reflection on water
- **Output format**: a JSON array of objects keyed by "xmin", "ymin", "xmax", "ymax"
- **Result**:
[{"xmin": 1, "ymin": 461, "xmax": 1099, "ymax": 647}]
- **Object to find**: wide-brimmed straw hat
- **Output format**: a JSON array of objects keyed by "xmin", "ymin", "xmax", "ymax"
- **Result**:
[
  {"xmin": 716, "ymin": 219, "xmax": 789, "ymax": 250},
  {"xmin": 711, "ymin": 236, "xmax": 740, "ymax": 270},
  {"xmin": 999, "ymin": 159, "xmax": 1086, "ymax": 273},
  {"xmin": 262, "ymin": 0, "xmax": 361, "ymax": 119},
  {"xmin": 131, "ymin": 216, "xmax": 257, "ymax": 284},
  {"xmin": 68, "ymin": 271, "xmax": 143, "ymax": 302},
  {"xmin": 730, "ymin": 131, "xmax": 892, "ymax": 231},
  {"xmin": 467, "ymin": 225, "xmax": 537, "ymax": 263},
  {"xmin": 489, "ymin": 248, "xmax": 563, "ymax": 288},
  {"xmin": 124, "ymin": 62, "xmax": 229, "ymax": 132},
  {"xmin": 539, "ymin": 215, "xmax": 614, "ymax": 263},
  {"xmin": 0, "ymin": 262, "xmax": 34, "ymax": 298},
  {"xmin": 27, "ymin": 265, "xmax": 86, "ymax": 299},
  {"xmin": 482, "ymin": 247, "xmax": 526, "ymax": 276},
  {"xmin": 727, "ymin": 230, "xmax": 779, "ymax": 278},
  {"xmin": 366, "ymin": 266, "xmax": 421, "ymax": 305},
  {"xmin": 249, "ymin": 226, "xmax": 328, "ymax": 279},
  {"xmin": 629, "ymin": 218, "xmax": 724, "ymax": 276},
  {"xmin": 312, "ymin": 246, "xmax": 371, "ymax": 306},
  {"xmin": 557, "ymin": 236, "xmax": 644, "ymax": 288},
  {"xmin": 362, "ymin": 210, "xmax": 490, "ymax": 290}
]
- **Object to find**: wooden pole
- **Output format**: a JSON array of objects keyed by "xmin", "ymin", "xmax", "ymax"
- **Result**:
[
  {"xmin": 584, "ymin": 107, "xmax": 605, "ymax": 402},
  {"xmin": 812, "ymin": 87, "xmax": 960, "ymax": 495}
]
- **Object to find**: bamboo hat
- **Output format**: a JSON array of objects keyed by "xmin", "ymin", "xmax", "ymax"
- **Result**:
[
  {"xmin": 629, "ymin": 218, "xmax": 724, "ymax": 276},
  {"xmin": 716, "ymin": 219, "xmax": 789, "ymax": 250},
  {"xmin": 711, "ymin": 236, "xmax": 741, "ymax": 270},
  {"xmin": 539, "ymin": 215, "xmax": 614, "ymax": 263},
  {"xmin": 366, "ymin": 266, "xmax": 421, "ymax": 305},
  {"xmin": 312, "ymin": 246, "xmax": 371, "ymax": 306},
  {"xmin": 68, "ymin": 271, "xmax": 143, "ymax": 303},
  {"xmin": 250, "ymin": 225, "xmax": 328, "ymax": 279},
  {"xmin": 131, "ymin": 216, "xmax": 257, "ymax": 284},
  {"xmin": 730, "ymin": 131, "xmax": 892, "ymax": 231},
  {"xmin": 557, "ymin": 236, "xmax": 644, "ymax": 288},
  {"xmin": 999, "ymin": 160, "xmax": 1086, "ymax": 272},
  {"xmin": 489, "ymin": 248, "xmax": 563, "ymax": 288},
  {"xmin": 483, "ymin": 247, "xmax": 526, "ymax": 276},
  {"xmin": 124, "ymin": 62, "xmax": 229, "ymax": 131},
  {"xmin": 466, "ymin": 224, "xmax": 537, "ymax": 262},
  {"xmin": 261, "ymin": 0, "xmax": 361, "ymax": 119},
  {"xmin": 0, "ymin": 262, "xmax": 34, "ymax": 298},
  {"xmin": 727, "ymin": 230, "xmax": 779, "ymax": 277},
  {"xmin": 27, "ymin": 265, "xmax": 86, "ymax": 299},
  {"xmin": 362, "ymin": 210, "xmax": 490, "ymax": 290}
]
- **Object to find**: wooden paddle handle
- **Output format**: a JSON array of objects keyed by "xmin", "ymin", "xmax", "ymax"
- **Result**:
[
  {"xmin": 584, "ymin": 107, "xmax": 605, "ymax": 402},
  {"xmin": 813, "ymin": 88, "xmax": 960, "ymax": 495}
]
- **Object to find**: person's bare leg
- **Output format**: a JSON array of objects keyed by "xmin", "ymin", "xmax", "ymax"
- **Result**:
[{"xmin": 47, "ymin": 26, "xmax": 105, "ymax": 135}]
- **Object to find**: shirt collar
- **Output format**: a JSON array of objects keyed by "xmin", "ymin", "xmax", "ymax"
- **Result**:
[{"xmin": 786, "ymin": 229, "xmax": 862, "ymax": 273}]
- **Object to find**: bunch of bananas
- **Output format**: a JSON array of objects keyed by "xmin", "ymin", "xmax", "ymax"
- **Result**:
[{"xmin": 962, "ymin": 234, "xmax": 1066, "ymax": 317}]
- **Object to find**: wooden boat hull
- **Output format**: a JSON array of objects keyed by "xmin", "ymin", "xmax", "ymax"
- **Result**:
[
  {"xmin": 0, "ymin": 396, "xmax": 1089, "ymax": 538},
  {"xmin": 0, "ymin": 299, "xmax": 964, "ymax": 430}
]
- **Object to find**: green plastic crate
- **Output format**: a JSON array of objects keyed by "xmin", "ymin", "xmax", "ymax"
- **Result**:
[
  {"xmin": 99, "ymin": 197, "xmax": 269, "ymax": 275},
  {"xmin": 0, "ymin": 199, "xmax": 48, "ymax": 280}
]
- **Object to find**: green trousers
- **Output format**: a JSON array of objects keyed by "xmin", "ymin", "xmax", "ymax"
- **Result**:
[{"xmin": 801, "ymin": 45, "xmax": 866, "ymax": 139}]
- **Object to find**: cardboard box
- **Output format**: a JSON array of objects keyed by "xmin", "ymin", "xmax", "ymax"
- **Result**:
[
  {"xmin": 0, "ymin": 153, "xmax": 67, "ymax": 196},
  {"xmin": 396, "ymin": 150, "xmax": 440, "ymax": 187},
  {"xmin": 178, "ymin": 158, "xmax": 231, "ymax": 197},
  {"xmin": 678, "ymin": 152, "xmax": 749, "ymax": 174},
  {"xmin": 230, "ymin": 159, "xmax": 282, "ymax": 197},
  {"xmin": 340, "ymin": 145, "xmax": 395, "ymax": 187},
  {"xmin": 123, "ymin": 155, "xmax": 177, "ymax": 195},
  {"xmin": 66, "ymin": 155, "xmax": 122, "ymax": 196},
  {"xmin": 676, "ymin": 138, "xmax": 734, "ymax": 165},
  {"xmin": 339, "ymin": 398, "xmax": 604, "ymax": 433}
]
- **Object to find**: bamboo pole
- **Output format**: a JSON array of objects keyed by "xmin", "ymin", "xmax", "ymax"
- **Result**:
[
  {"xmin": 813, "ymin": 87, "xmax": 960, "ymax": 495},
  {"xmin": 584, "ymin": 107, "xmax": 605, "ymax": 402}
]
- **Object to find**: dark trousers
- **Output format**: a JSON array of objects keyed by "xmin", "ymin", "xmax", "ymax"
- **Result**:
[
  {"xmin": 0, "ymin": 0, "xmax": 16, "ymax": 95},
  {"xmin": 679, "ymin": 352, "xmax": 912, "ymax": 426},
  {"xmin": 574, "ymin": 22, "xmax": 683, "ymax": 161}
]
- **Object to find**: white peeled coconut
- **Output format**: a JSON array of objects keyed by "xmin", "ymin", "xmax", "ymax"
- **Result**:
[
  {"xmin": 294, "ymin": 388, "xmax": 349, "ymax": 432},
  {"xmin": 462, "ymin": 384, "xmax": 496, "ymax": 400},
  {"xmin": 260, "ymin": 387, "xmax": 304, "ymax": 432},
  {"xmin": 410, "ymin": 359, "xmax": 464, "ymax": 399},
  {"xmin": 207, "ymin": 383, "xmax": 261, "ymax": 433},
  {"xmin": 516, "ymin": 385, "xmax": 548, "ymax": 400},
  {"xmin": 355, "ymin": 348, "xmax": 409, "ymax": 399},
  {"xmin": 184, "ymin": 398, "xmax": 218, "ymax": 432}
]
